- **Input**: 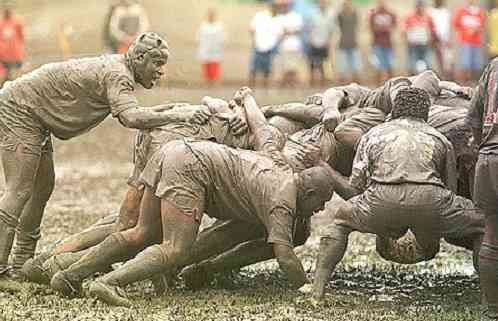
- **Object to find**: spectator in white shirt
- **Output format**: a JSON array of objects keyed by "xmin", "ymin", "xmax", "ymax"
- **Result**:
[
  {"xmin": 429, "ymin": 0, "xmax": 453, "ymax": 78},
  {"xmin": 276, "ymin": 0, "xmax": 305, "ymax": 87},
  {"xmin": 249, "ymin": 1, "xmax": 284, "ymax": 88},
  {"xmin": 198, "ymin": 8, "xmax": 225, "ymax": 87}
]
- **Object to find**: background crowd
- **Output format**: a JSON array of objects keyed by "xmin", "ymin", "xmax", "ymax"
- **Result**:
[{"xmin": 0, "ymin": 0, "xmax": 495, "ymax": 88}]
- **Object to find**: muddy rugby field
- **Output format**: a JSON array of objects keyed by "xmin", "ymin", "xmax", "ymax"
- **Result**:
[{"xmin": 0, "ymin": 88, "xmax": 483, "ymax": 321}]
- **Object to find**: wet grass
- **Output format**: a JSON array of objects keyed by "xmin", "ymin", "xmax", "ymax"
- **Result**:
[{"xmin": 0, "ymin": 88, "xmax": 485, "ymax": 321}]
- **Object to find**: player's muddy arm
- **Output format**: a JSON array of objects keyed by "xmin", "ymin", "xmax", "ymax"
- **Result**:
[
  {"xmin": 118, "ymin": 106, "xmax": 198, "ymax": 129},
  {"xmin": 439, "ymin": 81, "xmax": 473, "ymax": 98},
  {"xmin": 273, "ymin": 243, "xmax": 308, "ymax": 288},
  {"xmin": 202, "ymin": 96, "xmax": 232, "ymax": 114},
  {"xmin": 235, "ymin": 88, "xmax": 277, "ymax": 151},
  {"xmin": 319, "ymin": 161, "xmax": 360, "ymax": 200},
  {"xmin": 321, "ymin": 88, "xmax": 347, "ymax": 131},
  {"xmin": 262, "ymin": 103, "xmax": 322, "ymax": 127},
  {"xmin": 147, "ymin": 102, "xmax": 191, "ymax": 113},
  {"xmin": 195, "ymin": 238, "xmax": 274, "ymax": 275}
]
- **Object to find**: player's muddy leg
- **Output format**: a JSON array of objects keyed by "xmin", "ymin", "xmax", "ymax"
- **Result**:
[
  {"xmin": 312, "ymin": 203, "xmax": 353, "ymax": 300},
  {"xmin": 152, "ymin": 220, "xmax": 263, "ymax": 294},
  {"xmin": 11, "ymin": 152, "xmax": 55, "ymax": 270},
  {"xmin": 50, "ymin": 188, "xmax": 161, "ymax": 297},
  {"xmin": 22, "ymin": 215, "xmax": 117, "ymax": 284},
  {"xmin": 112, "ymin": 185, "xmax": 144, "ymax": 233},
  {"xmin": 0, "ymin": 147, "xmax": 41, "ymax": 272},
  {"xmin": 182, "ymin": 238, "xmax": 273, "ymax": 290},
  {"xmin": 480, "ymin": 216, "xmax": 498, "ymax": 318},
  {"xmin": 89, "ymin": 200, "xmax": 200, "ymax": 307}
]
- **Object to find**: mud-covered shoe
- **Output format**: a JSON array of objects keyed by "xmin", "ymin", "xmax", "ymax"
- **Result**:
[
  {"xmin": 50, "ymin": 271, "xmax": 82, "ymax": 297},
  {"xmin": 21, "ymin": 253, "xmax": 51, "ymax": 284},
  {"xmin": 88, "ymin": 280, "xmax": 131, "ymax": 307}
]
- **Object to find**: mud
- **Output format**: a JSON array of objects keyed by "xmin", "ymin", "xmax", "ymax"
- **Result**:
[{"xmin": 0, "ymin": 88, "xmax": 482, "ymax": 321}]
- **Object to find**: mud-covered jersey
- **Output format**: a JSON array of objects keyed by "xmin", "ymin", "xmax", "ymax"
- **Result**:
[
  {"xmin": 129, "ymin": 107, "xmax": 252, "ymax": 187},
  {"xmin": 351, "ymin": 118, "xmax": 456, "ymax": 191},
  {"xmin": 466, "ymin": 58, "xmax": 498, "ymax": 153},
  {"xmin": 142, "ymin": 140, "xmax": 298, "ymax": 247},
  {"xmin": 0, "ymin": 55, "xmax": 136, "ymax": 140}
]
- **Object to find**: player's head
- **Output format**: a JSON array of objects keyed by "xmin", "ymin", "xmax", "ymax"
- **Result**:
[
  {"xmin": 392, "ymin": 87, "xmax": 431, "ymax": 122},
  {"xmin": 126, "ymin": 32, "xmax": 170, "ymax": 89},
  {"xmin": 297, "ymin": 166, "xmax": 334, "ymax": 217}
]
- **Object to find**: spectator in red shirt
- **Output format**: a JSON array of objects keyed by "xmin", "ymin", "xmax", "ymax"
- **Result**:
[
  {"xmin": 402, "ymin": 0, "xmax": 436, "ymax": 75},
  {"xmin": 369, "ymin": 0, "xmax": 397, "ymax": 84},
  {"xmin": 453, "ymin": 0, "xmax": 486, "ymax": 84},
  {"xmin": 0, "ymin": 5, "xmax": 24, "ymax": 84}
]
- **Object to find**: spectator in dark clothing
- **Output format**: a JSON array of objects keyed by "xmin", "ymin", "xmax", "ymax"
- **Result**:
[
  {"xmin": 369, "ymin": 0, "xmax": 397, "ymax": 84},
  {"xmin": 336, "ymin": 0, "xmax": 361, "ymax": 84}
]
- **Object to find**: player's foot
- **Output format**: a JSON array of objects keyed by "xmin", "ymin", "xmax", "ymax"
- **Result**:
[
  {"xmin": 22, "ymin": 253, "xmax": 51, "ymax": 284},
  {"xmin": 88, "ymin": 280, "xmax": 131, "ymax": 307},
  {"xmin": 50, "ymin": 271, "xmax": 82, "ymax": 297}
]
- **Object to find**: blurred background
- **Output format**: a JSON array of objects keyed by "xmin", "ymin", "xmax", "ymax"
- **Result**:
[{"xmin": 2, "ymin": 0, "xmax": 494, "ymax": 88}]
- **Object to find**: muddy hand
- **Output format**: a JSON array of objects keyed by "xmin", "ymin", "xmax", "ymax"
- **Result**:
[
  {"xmin": 233, "ymin": 87, "xmax": 253, "ymax": 106},
  {"xmin": 229, "ymin": 114, "xmax": 248, "ymax": 136},
  {"xmin": 305, "ymin": 93, "xmax": 323, "ymax": 106},
  {"xmin": 190, "ymin": 109, "xmax": 212, "ymax": 125}
]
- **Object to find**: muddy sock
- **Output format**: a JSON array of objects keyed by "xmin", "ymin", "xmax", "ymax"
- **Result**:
[
  {"xmin": 0, "ymin": 216, "xmax": 16, "ymax": 270},
  {"xmin": 312, "ymin": 225, "xmax": 351, "ymax": 299},
  {"xmin": 100, "ymin": 245, "xmax": 168, "ymax": 287},
  {"xmin": 480, "ymin": 244, "xmax": 498, "ymax": 317},
  {"xmin": 63, "ymin": 234, "xmax": 133, "ymax": 283},
  {"xmin": 10, "ymin": 228, "xmax": 41, "ymax": 269}
]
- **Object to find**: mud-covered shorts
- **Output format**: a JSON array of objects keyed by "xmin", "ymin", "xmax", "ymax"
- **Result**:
[
  {"xmin": 0, "ymin": 102, "xmax": 53, "ymax": 156},
  {"xmin": 139, "ymin": 140, "xmax": 209, "ymax": 223},
  {"xmin": 336, "ymin": 183, "xmax": 484, "ymax": 251}
]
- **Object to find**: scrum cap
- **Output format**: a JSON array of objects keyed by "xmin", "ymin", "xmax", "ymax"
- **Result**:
[{"xmin": 126, "ymin": 32, "xmax": 170, "ymax": 62}]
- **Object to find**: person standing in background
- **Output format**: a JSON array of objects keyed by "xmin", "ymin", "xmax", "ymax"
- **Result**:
[
  {"xmin": 453, "ymin": 0, "xmax": 486, "ymax": 84},
  {"xmin": 276, "ymin": 0, "xmax": 305, "ymax": 88},
  {"xmin": 103, "ymin": 1, "xmax": 119, "ymax": 53},
  {"xmin": 110, "ymin": 0, "xmax": 149, "ymax": 54},
  {"xmin": 0, "ymin": 3, "xmax": 24, "ymax": 85},
  {"xmin": 197, "ymin": 8, "xmax": 225, "ymax": 87},
  {"xmin": 488, "ymin": 0, "xmax": 498, "ymax": 60},
  {"xmin": 369, "ymin": 0, "xmax": 397, "ymax": 84},
  {"xmin": 308, "ymin": 0, "xmax": 335, "ymax": 87},
  {"xmin": 402, "ymin": 0, "xmax": 436, "ymax": 75},
  {"xmin": 249, "ymin": 1, "xmax": 283, "ymax": 89},
  {"xmin": 336, "ymin": 0, "xmax": 361, "ymax": 85},
  {"xmin": 429, "ymin": 0, "xmax": 453, "ymax": 78}
]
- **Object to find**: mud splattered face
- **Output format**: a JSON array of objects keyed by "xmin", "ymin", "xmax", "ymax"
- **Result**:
[
  {"xmin": 126, "ymin": 32, "xmax": 170, "ymax": 89},
  {"xmin": 135, "ymin": 54, "xmax": 167, "ymax": 89}
]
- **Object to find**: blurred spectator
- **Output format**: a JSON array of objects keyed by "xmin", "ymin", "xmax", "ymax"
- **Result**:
[
  {"xmin": 197, "ymin": 8, "xmax": 225, "ymax": 87},
  {"xmin": 429, "ymin": 0, "xmax": 453, "ymax": 78},
  {"xmin": 369, "ymin": 0, "xmax": 397, "ymax": 84},
  {"xmin": 57, "ymin": 22, "xmax": 74, "ymax": 60},
  {"xmin": 249, "ymin": 1, "xmax": 283, "ymax": 88},
  {"xmin": 307, "ymin": 0, "xmax": 334, "ymax": 87},
  {"xmin": 276, "ymin": 0, "xmax": 305, "ymax": 87},
  {"xmin": 402, "ymin": 0, "xmax": 436, "ymax": 75},
  {"xmin": 452, "ymin": 0, "xmax": 486, "ymax": 84},
  {"xmin": 488, "ymin": 0, "xmax": 498, "ymax": 59},
  {"xmin": 103, "ymin": 1, "xmax": 119, "ymax": 53},
  {"xmin": 336, "ymin": 0, "xmax": 361, "ymax": 85},
  {"xmin": 0, "ymin": 4, "xmax": 24, "ymax": 84},
  {"xmin": 110, "ymin": 0, "xmax": 149, "ymax": 54}
]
